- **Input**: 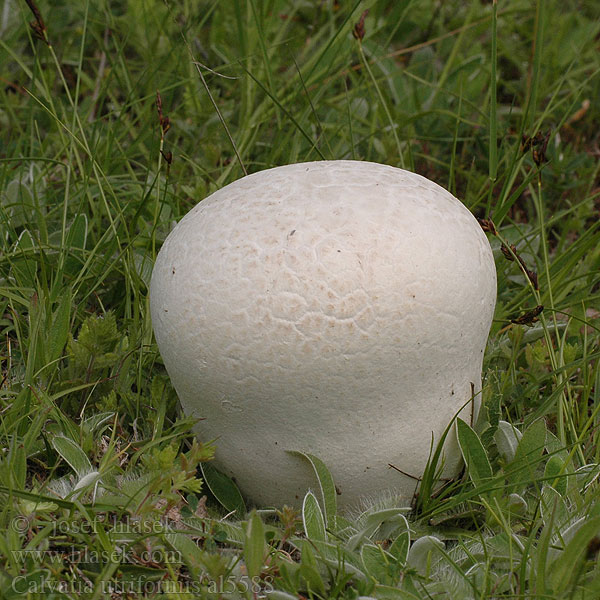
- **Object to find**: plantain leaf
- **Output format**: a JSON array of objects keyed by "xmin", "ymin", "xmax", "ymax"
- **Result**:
[
  {"xmin": 6, "ymin": 570, "xmax": 48, "ymax": 599},
  {"xmin": 51, "ymin": 435, "xmax": 92, "ymax": 479},
  {"xmin": 550, "ymin": 516, "xmax": 600, "ymax": 593},
  {"xmin": 494, "ymin": 420, "xmax": 522, "ymax": 463},
  {"xmin": 361, "ymin": 543, "xmax": 396, "ymax": 584},
  {"xmin": 288, "ymin": 450, "xmax": 337, "ymax": 528},
  {"xmin": 540, "ymin": 485, "xmax": 568, "ymax": 531},
  {"xmin": 200, "ymin": 462, "xmax": 246, "ymax": 517},
  {"xmin": 299, "ymin": 540, "xmax": 327, "ymax": 596},
  {"xmin": 507, "ymin": 418, "xmax": 546, "ymax": 491},
  {"xmin": 457, "ymin": 419, "xmax": 493, "ymax": 492},
  {"xmin": 302, "ymin": 490, "xmax": 326, "ymax": 542},
  {"xmin": 544, "ymin": 455, "xmax": 568, "ymax": 496},
  {"xmin": 244, "ymin": 511, "xmax": 266, "ymax": 579},
  {"xmin": 388, "ymin": 514, "xmax": 410, "ymax": 566},
  {"xmin": 407, "ymin": 535, "xmax": 444, "ymax": 576}
]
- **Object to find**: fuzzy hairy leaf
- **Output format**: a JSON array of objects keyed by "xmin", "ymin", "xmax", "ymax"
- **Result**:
[
  {"xmin": 407, "ymin": 535, "xmax": 444, "ymax": 576},
  {"xmin": 51, "ymin": 435, "xmax": 92, "ymax": 479},
  {"xmin": 361, "ymin": 543, "xmax": 396, "ymax": 585},
  {"xmin": 544, "ymin": 455, "xmax": 568, "ymax": 496},
  {"xmin": 244, "ymin": 511, "xmax": 266, "ymax": 579},
  {"xmin": 388, "ymin": 515, "xmax": 410, "ymax": 566},
  {"xmin": 287, "ymin": 450, "xmax": 337, "ymax": 528},
  {"xmin": 551, "ymin": 516, "xmax": 600, "ymax": 593},
  {"xmin": 457, "ymin": 419, "xmax": 493, "ymax": 491},
  {"xmin": 494, "ymin": 420, "xmax": 522, "ymax": 463},
  {"xmin": 302, "ymin": 490, "xmax": 326, "ymax": 542},
  {"xmin": 507, "ymin": 419, "xmax": 547, "ymax": 491},
  {"xmin": 540, "ymin": 485, "xmax": 569, "ymax": 531}
]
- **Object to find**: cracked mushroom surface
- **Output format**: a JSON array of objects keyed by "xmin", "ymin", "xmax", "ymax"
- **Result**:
[{"xmin": 150, "ymin": 160, "xmax": 497, "ymax": 509}]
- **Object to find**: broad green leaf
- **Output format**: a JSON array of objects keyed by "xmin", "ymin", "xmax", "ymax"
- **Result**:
[
  {"xmin": 388, "ymin": 515, "xmax": 410, "ymax": 566},
  {"xmin": 200, "ymin": 462, "xmax": 246, "ymax": 517},
  {"xmin": 347, "ymin": 508, "xmax": 411, "ymax": 551},
  {"xmin": 361, "ymin": 543, "xmax": 396, "ymax": 584},
  {"xmin": 545, "ymin": 429, "xmax": 570, "ymax": 463},
  {"xmin": 311, "ymin": 539, "xmax": 366, "ymax": 577},
  {"xmin": 540, "ymin": 485, "xmax": 568, "ymax": 530},
  {"xmin": 287, "ymin": 450, "xmax": 337, "ymax": 527},
  {"xmin": 550, "ymin": 515, "xmax": 600, "ymax": 593},
  {"xmin": 372, "ymin": 584, "xmax": 421, "ymax": 599},
  {"xmin": 81, "ymin": 412, "xmax": 116, "ymax": 436},
  {"xmin": 573, "ymin": 569, "xmax": 600, "ymax": 597},
  {"xmin": 546, "ymin": 515, "xmax": 587, "ymax": 568},
  {"xmin": 507, "ymin": 493, "xmax": 528, "ymax": 515},
  {"xmin": 407, "ymin": 535, "xmax": 444, "ymax": 576},
  {"xmin": 18, "ymin": 500, "xmax": 58, "ymax": 513},
  {"xmin": 302, "ymin": 490, "xmax": 326, "ymax": 542},
  {"xmin": 244, "ymin": 511, "xmax": 266, "ymax": 579},
  {"xmin": 73, "ymin": 470, "xmax": 101, "ymax": 494},
  {"xmin": 457, "ymin": 419, "xmax": 493, "ymax": 490},
  {"xmin": 165, "ymin": 532, "xmax": 204, "ymax": 576},
  {"xmin": 494, "ymin": 420, "xmax": 522, "ymax": 462},
  {"xmin": 544, "ymin": 455, "xmax": 567, "ymax": 495},
  {"xmin": 299, "ymin": 541, "xmax": 327, "ymax": 596},
  {"xmin": 6, "ymin": 569, "xmax": 48, "ymax": 599},
  {"xmin": 364, "ymin": 508, "xmax": 410, "ymax": 530},
  {"xmin": 51, "ymin": 435, "xmax": 92, "ymax": 479},
  {"xmin": 507, "ymin": 419, "xmax": 546, "ymax": 490}
]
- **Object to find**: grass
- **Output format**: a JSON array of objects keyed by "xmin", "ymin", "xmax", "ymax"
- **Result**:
[{"xmin": 1, "ymin": 0, "xmax": 599, "ymax": 597}]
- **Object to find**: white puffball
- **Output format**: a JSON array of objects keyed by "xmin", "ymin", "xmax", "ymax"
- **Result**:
[{"xmin": 150, "ymin": 160, "xmax": 496, "ymax": 509}]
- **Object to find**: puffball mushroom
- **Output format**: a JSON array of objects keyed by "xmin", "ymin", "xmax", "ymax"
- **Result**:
[{"xmin": 150, "ymin": 160, "xmax": 496, "ymax": 509}]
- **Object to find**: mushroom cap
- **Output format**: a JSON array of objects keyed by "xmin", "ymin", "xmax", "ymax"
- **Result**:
[{"xmin": 150, "ymin": 160, "xmax": 497, "ymax": 509}]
